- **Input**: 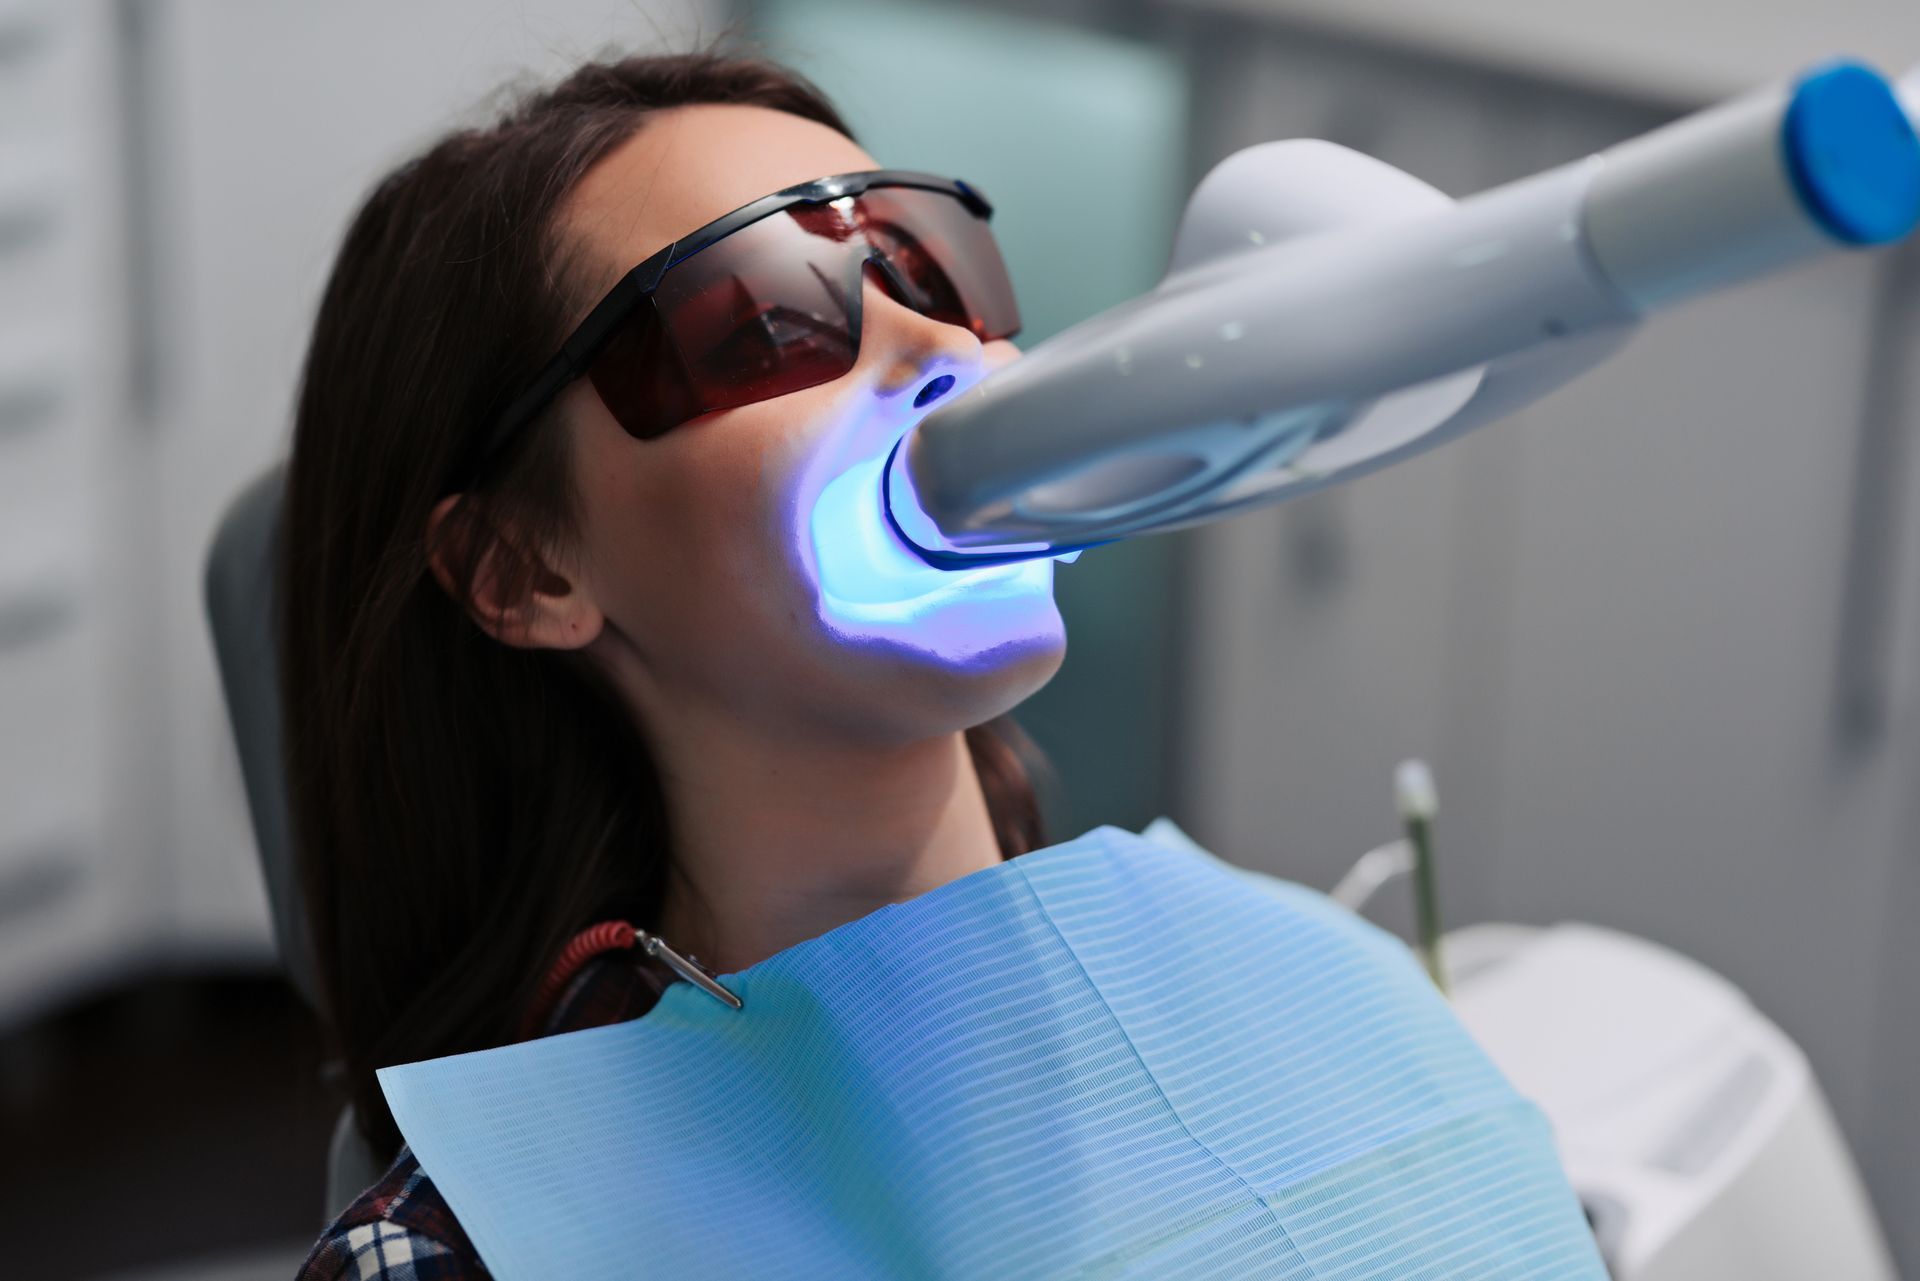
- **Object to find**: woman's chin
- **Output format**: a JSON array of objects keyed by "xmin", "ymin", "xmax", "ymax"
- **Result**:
[
  {"xmin": 812, "ymin": 605, "xmax": 1066, "ymax": 743},
  {"xmin": 817, "ymin": 584, "xmax": 1066, "ymax": 679}
]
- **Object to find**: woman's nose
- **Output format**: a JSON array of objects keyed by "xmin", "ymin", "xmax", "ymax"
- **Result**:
[{"xmin": 859, "ymin": 263, "xmax": 985, "ymax": 406}]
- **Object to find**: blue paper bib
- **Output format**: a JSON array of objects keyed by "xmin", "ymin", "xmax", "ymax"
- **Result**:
[{"xmin": 380, "ymin": 822, "xmax": 1604, "ymax": 1278}]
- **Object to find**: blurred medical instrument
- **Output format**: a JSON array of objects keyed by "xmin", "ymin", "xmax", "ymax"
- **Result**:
[
  {"xmin": 1326, "ymin": 832, "xmax": 1413, "ymax": 914},
  {"xmin": 1331, "ymin": 766, "xmax": 1896, "ymax": 1279},
  {"xmin": 1395, "ymin": 759, "xmax": 1445, "ymax": 993},
  {"xmin": 1329, "ymin": 758, "xmax": 1445, "ymax": 991},
  {"xmin": 886, "ymin": 59, "xmax": 1920, "ymax": 566}
]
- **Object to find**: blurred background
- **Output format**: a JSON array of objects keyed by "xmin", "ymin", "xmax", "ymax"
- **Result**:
[{"xmin": 5, "ymin": 0, "xmax": 1920, "ymax": 1275}]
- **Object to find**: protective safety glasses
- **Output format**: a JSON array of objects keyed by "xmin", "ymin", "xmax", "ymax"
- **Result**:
[{"xmin": 458, "ymin": 170, "xmax": 1021, "ymax": 487}]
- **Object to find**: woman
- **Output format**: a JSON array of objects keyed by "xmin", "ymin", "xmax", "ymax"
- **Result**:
[
  {"xmin": 287, "ymin": 46, "xmax": 1606, "ymax": 1281},
  {"xmin": 287, "ymin": 49, "xmax": 1063, "ymax": 1278}
]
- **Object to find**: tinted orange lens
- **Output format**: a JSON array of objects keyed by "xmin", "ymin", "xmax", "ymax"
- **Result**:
[
  {"xmin": 856, "ymin": 187, "xmax": 1021, "ymax": 342},
  {"xmin": 586, "ymin": 188, "xmax": 1020, "ymax": 441}
]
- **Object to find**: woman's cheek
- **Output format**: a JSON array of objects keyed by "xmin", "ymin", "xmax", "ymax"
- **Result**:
[{"xmin": 753, "ymin": 413, "xmax": 837, "ymax": 591}]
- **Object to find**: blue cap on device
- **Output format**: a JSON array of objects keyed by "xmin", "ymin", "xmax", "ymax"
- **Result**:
[{"xmin": 1782, "ymin": 60, "xmax": 1920, "ymax": 245}]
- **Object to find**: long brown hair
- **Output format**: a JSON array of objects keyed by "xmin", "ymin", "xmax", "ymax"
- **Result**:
[{"xmin": 279, "ymin": 49, "xmax": 1049, "ymax": 1161}]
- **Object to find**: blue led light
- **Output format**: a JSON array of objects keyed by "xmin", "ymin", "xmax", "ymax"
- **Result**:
[
  {"xmin": 807, "ymin": 446, "xmax": 1065, "ymax": 653},
  {"xmin": 878, "ymin": 438, "xmax": 1106, "ymax": 570}
]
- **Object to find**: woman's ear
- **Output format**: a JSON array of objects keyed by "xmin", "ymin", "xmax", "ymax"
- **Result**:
[{"xmin": 425, "ymin": 494, "xmax": 604, "ymax": 651}]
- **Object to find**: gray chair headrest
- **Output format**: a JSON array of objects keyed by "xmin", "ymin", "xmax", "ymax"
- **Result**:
[{"xmin": 202, "ymin": 462, "xmax": 316, "ymax": 1006}]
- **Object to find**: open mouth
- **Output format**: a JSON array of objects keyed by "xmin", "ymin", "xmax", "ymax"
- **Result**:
[{"xmin": 810, "ymin": 450, "xmax": 1057, "ymax": 611}]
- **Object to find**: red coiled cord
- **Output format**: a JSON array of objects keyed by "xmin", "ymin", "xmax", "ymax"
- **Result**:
[{"xmin": 520, "ymin": 919, "xmax": 638, "ymax": 1041}]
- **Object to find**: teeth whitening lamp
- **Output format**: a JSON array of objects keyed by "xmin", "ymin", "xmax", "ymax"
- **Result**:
[
  {"xmin": 876, "ymin": 59, "xmax": 1919, "ymax": 1280},
  {"xmin": 884, "ymin": 60, "xmax": 1920, "ymax": 567}
]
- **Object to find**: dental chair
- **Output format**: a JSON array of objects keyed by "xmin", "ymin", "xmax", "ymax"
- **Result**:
[{"xmin": 203, "ymin": 462, "xmax": 387, "ymax": 1218}]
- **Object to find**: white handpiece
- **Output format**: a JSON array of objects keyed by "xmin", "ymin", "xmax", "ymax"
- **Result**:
[{"xmin": 886, "ymin": 60, "xmax": 1920, "ymax": 566}]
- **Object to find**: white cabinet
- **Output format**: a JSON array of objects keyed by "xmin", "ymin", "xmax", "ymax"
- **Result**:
[{"xmin": 0, "ymin": 0, "xmax": 159, "ymax": 1020}]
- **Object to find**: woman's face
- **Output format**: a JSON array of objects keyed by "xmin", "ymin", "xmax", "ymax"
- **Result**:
[{"xmin": 551, "ymin": 104, "xmax": 1067, "ymax": 747}]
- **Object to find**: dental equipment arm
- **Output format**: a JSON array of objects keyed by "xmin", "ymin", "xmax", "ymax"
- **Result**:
[{"xmin": 886, "ymin": 60, "xmax": 1920, "ymax": 566}]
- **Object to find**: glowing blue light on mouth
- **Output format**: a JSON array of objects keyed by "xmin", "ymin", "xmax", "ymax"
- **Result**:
[
  {"xmin": 809, "ymin": 452, "xmax": 1046, "ymax": 620},
  {"xmin": 879, "ymin": 438, "xmax": 1091, "ymax": 570}
]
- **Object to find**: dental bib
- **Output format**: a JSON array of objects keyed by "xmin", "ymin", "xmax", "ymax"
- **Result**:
[{"xmin": 379, "ymin": 822, "xmax": 1605, "ymax": 1278}]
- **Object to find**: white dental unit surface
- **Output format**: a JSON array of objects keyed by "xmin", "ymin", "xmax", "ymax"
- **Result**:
[{"xmin": 1447, "ymin": 924, "xmax": 1896, "ymax": 1280}]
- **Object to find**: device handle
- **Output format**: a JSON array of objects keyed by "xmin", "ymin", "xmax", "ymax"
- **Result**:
[{"xmin": 1584, "ymin": 61, "xmax": 1920, "ymax": 312}]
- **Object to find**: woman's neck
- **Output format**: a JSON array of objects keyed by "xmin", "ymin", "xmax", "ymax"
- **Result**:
[{"xmin": 649, "ymin": 723, "xmax": 1003, "ymax": 977}]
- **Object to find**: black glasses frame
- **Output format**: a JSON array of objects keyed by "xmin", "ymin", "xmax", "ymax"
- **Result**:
[{"xmin": 458, "ymin": 169, "xmax": 995, "ymax": 488}]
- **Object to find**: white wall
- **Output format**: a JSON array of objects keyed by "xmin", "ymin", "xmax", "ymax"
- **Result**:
[{"xmin": 1180, "ymin": 0, "xmax": 1920, "ymax": 107}]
